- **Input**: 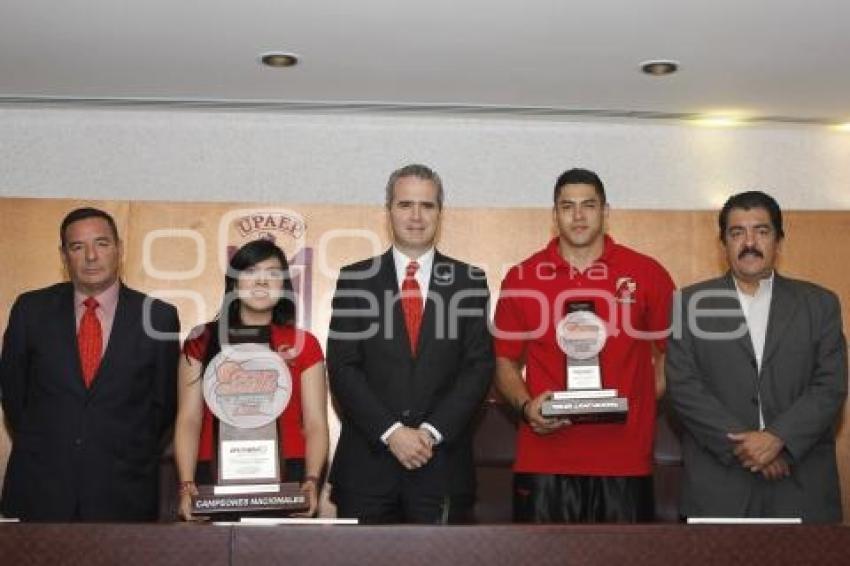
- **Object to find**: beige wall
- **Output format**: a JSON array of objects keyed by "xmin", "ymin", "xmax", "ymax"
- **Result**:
[{"xmin": 1, "ymin": 198, "xmax": 848, "ymax": 519}]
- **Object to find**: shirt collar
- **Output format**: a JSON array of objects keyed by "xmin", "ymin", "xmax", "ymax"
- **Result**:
[
  {"xmin": 75, "ymin": 279, "xmax": 120, "ymax": 311},
  {"xmin": 392, "ymin": 246, "xmax": 435, "ymax": 276},
  {"xmin": 545, "ymin": 234, "xmax": 617, "ymax": 270},
  {"xmin": 733, "ymin": 271, "xmax": 775, "ymax": 297}
]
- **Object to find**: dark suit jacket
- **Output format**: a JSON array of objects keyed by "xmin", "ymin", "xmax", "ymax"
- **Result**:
[
  {"xmin": 327, "ymin": 249, "xmax": 493, "ymax": 502},
  {"xmin": 0, "ymin": 282, "xmax": 179, "ymax": 521},
  {"xmin": 666, "ymin": 273, "xmax": 847, "ymax": 522}
]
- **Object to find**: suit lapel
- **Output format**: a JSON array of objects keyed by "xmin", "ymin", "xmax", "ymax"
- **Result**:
[
  {"xmin": 417, "ymin": 251, "xmax": 452, "ymax": 357},
  {"xmin": 379, "ymin": 250, "xmax": 415, "ymax": 358},
  {"xmin": 761, "ymin": 274, "xmax": 798, "ymax": 368},
  {"xmin": 58, "ymin": 283, "xmax": 88, "ymax": 396},
  {"xmin": 716, "ymin": 274, "xmax": 757, "ymax": 363},
  {"xmin": 90, "ymin": 284, "xmax": 137, "ymax": 394}
]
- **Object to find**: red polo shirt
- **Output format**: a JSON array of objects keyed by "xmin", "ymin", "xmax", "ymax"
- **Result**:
[
  {"xmin": 494, "ymin": 236, "xmax": 675, "ymax": 476},
  {"xmin": 183, "ymin": 324, "xmax": 324, "ymax": 462}
]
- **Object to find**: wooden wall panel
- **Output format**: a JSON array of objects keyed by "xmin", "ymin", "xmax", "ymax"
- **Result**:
[{"xmin": 1, "ymin": 198, "xmax": 848, "ymax": 520}]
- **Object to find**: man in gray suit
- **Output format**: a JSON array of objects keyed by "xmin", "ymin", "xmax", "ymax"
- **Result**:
[{"xmin": 666, "ymin": 190, "xmax": 847, "ymax": 523}]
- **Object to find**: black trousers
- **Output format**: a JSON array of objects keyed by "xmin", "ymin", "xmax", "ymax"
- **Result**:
[
  {"xmin": 514, "ymin": 473, "xmax": 654, "ymax": 523},
  {"xmin": 333, "ymin": 476, "xmax": 473, "ymax": 524}
]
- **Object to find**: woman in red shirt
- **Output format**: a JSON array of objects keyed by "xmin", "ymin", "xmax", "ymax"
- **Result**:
[{"xmin": 174, "ymin": 239, "xmax": 328, "ymax": 520}]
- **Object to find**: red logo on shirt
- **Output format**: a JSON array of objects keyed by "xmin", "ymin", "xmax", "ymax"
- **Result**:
[{"xmin": 615, "ymin": 277, "xmax": 637, "ymax": 304}]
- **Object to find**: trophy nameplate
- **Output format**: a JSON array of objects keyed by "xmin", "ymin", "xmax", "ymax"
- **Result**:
[
  {"xmin": 192, "ymin": 327, "xmax": 308, "ymax": 514},
  {"xmin": 541, "ymin": 303, "xmax": 628, "ymax": 423}
]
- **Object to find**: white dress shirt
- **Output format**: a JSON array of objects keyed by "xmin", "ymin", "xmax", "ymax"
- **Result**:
[
  {"xmin": 392, "ymin": 246, "xmax": 434, "ymax": 306},
  {"xmin": 734, "ymin": 272, "xmax": 774, "ymax": 430}
]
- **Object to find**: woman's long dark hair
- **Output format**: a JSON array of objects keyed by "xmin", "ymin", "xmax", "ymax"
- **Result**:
[{"xmin": 199, "ymin": 238, "xmax": 297, "ymax": 374}]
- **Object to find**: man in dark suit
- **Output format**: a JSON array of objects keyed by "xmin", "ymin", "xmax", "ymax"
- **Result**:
[
  {"xmin": 1, "ymin": 207, "xmax": 180, "ymax": 521},
  {"xmin": 666, "ymin": 191, "xmax": 847, "ymax": 522},
  {"xmin": 327, "ymin": 164, "xmax": 493, "ymax": 523}
]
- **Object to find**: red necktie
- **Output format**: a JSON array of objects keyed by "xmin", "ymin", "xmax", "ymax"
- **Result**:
[
  {"xmin": 78, "ymin": 297, "xmax": 102, "ymax": 388},
  {"xmin": 401, "ymin": 260, "xmax": 423, "ymax": 356}
]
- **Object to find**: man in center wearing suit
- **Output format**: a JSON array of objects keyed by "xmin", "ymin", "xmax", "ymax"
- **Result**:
[
  {"xmin": 1, "ymin": 207, "xmax": 180, "ymax": 521},
  {"xmin": 666, "ymin": 191, "xmax": 847, "ymax": 522},
  {"xmin": 327, "ymin": 164, "xmax": 494, "ymax": 523}
]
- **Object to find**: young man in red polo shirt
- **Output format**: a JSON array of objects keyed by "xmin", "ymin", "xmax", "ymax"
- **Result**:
[{"xmin": 493, "ymin": 168, "xmax": 675, "ymax": 522}]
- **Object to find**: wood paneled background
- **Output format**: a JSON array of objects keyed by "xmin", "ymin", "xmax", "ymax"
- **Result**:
[{"xmin": 1, "ymin": 198, "xmax": 848, "ymax": 520}]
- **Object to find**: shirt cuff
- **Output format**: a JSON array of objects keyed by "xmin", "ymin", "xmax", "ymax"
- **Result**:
[
  {"xmin": 380, "ymin": 422, "xmax": 403, "ymax": 445},
  {"xmin": 420, "ymin": 423, "xmax": 443, "ymax": 445}
]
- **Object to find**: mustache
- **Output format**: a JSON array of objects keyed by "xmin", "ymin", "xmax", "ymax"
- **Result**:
[{"xmin": 738, "ymin": 246, "xmax": 764, "ymax": 259}]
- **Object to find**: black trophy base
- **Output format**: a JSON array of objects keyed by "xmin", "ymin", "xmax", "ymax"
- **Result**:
[
  {"xmin": 541, "ymin": 397, "xmax": 628, "ymax": 423},
  {"xmin": 192, "ymin": 482, "xmax": 308, "ymax": 515}
]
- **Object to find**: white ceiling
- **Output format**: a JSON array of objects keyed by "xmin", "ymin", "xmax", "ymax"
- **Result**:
[{"xmin": 1, "ymin": 0, "xmax": 849, "ymax": 123}]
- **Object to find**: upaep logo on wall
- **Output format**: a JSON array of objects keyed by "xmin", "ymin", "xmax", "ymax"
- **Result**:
[
  {"xmin": 232, "ymin": 212, "xmax": 306, "ymax": 244},
  {"xmin": 220, "ymin": 208, "xmax": 313, "ymax": 328}
]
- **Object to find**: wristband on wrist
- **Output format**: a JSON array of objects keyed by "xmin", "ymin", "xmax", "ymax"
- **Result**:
[
  {"xmin": 302, "ymin": 475, "xmax": 320, "ymax": 486},
  {"xmin": 177, "ymin": 480, "xmax": 196, "ymax": 496}
]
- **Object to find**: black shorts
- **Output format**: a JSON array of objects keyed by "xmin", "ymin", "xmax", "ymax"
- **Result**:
[{"xmin": 513, "ymin": 473, "xmax": 654, "ymax": 523}]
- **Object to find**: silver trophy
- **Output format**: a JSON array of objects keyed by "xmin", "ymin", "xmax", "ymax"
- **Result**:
[
  {"xmin": 541, "ymin": 304, "xmax": 628, "ymax": 423},
  {"xmin": 192, "ymin": 333, "xmax": 308, "ymax": 515}
]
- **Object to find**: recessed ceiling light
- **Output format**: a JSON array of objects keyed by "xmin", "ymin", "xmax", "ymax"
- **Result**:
[
  {"xmin": 640, "ymin": 60, "xmax": 679, "ymax": 76},
  {"xmin": 260, "ymin": 52, "xmax": 299, "ymax": 68}
]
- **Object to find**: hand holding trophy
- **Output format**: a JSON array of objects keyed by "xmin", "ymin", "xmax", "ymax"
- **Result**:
[
  {"xmin": 191, "ymin": 329, "xmax": 309, "ymax": 515},
  {"xmin": 541, "ymin": 303, "xmax": 628, "ymax": 423}
]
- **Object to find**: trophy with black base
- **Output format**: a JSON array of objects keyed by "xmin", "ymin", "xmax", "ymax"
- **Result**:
[
  {"xmin": 541, "ymin": 302, "xmax": 628, "ymax": 423},
  {"xmin": 192, "ymin": 327, "xmax": 308, "ymax": 515}
]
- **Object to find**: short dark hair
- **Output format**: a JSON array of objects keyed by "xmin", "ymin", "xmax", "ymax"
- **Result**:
[
  {"xmin": 554, "ymin": 168, "xmax": 606, "ymax": 205},
  {"xmin": 60, "ymin": 207, "xmax": 119, "ymax": 247},
  {"xmin": 385, "ymin": 163, "xmax": 444, "ymax": 209},
  {"xmin": 719, "ymin": 191, "xmax": 785, "ymax": 242}
]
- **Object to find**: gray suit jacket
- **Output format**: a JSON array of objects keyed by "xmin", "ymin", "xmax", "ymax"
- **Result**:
[{"xmin": 665, "ymin": 273, "xmax": 847, "ymax": 523}]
